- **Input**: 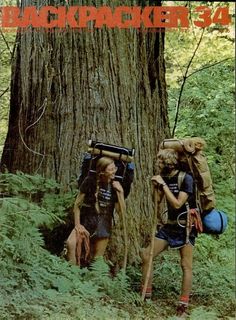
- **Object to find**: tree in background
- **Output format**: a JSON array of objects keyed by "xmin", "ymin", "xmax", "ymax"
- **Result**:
[
  {"xmin": 0, "ymin": 2, "xmax": 234, "ymax": 318},
  {"xmin": 0, "ymin": 0, "xmax": 169, "ymax": 264},
  {"xmin": 165, "ymin": 1, "xmax": 234, "ymax": 184}
]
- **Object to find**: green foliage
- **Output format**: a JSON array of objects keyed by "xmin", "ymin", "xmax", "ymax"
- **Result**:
[
  {"xmin": 88, "ymin": 257, "xmax": 139, "ymax": 303},
  {"xmin": 0, "ymin": 171, "xmax": 60, "ymax": 193},
  {"xmin": 0, "ymin": 2, "xmax": 234, "ymax": 319},
  {"xmin": 168, "ymin": 59, "xmax": 234, "ymax": 184},
  {"xmin": 165, "ymin": 21, "xmax": 235, "ymax": 317},
  {"xmin": 0, "ymin": 30, "xmax": 16, "ymax": 156},
  {"xmin": 4, "ymin": 172, "xmax": 234, "ymax": 319},
  {"xmin": 165, "ymin": 3, "xmax": 234, "ymax": 185},
  {"xmin": 150, "ymin": 193, "xmax": 235, "ymax": 318},
  {"xmin": 189, "ymin": 307, "xmax": 220, "ymax": 320},
  {"xmin": 0, "ymin": 172, "xmax": 141, "ymax": 319},
  {"xmin": 164, "ymin": 19, "xmax": 235, "ymax": 319}
]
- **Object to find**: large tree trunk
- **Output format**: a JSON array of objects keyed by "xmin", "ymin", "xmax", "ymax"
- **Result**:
[{"xmin": 1, "ymin": 0, "xmax": 170, "ymax": 264}]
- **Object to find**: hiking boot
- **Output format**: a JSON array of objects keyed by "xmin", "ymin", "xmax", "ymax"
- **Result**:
[{"xmin": 176, "ymin": 303, "xmax": 188, "ymax": 318}]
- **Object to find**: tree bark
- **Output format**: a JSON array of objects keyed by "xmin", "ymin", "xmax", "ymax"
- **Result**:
[{"xmin": 1, "ymin": 0, "xmax": 170, "ymax": 264}]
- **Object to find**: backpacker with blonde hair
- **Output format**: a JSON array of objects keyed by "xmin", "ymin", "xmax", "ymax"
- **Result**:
[
  {"xmin": 160, "ymin": 137, "xmax": 215, "ymax": 213},
  {"xmin": 159, "ymin": 138, "xmax": 228, "ymax": 235}
]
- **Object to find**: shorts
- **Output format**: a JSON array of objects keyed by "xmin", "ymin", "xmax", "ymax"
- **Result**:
[
  {"xmin": 156, "ymin": 224, "xmax": 196, "ymax": 249},
  {"xmin": 80, "ymin": 207, "xmax": 112, "ymax": 239}
]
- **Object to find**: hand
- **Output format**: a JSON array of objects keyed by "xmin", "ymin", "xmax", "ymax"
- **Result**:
[
  {"xmin": 112, "ymin": 181, "xmax": 124, "ymax": 193},
  {"xmin": 151, "ymin": 175, "xmax": 166, "ymax": 187},
  {"xmin": 190, "ymin": 209, "xmax": 203, "ymax": 233},
  {"xmin": 74, "ymin": 224, "xmax": 90, "ymax": 237}
]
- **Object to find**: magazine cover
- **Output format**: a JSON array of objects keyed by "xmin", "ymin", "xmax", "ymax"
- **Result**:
[{"xmin": 0, "ymin": 1, "xmax": 234, "ymax": 319}]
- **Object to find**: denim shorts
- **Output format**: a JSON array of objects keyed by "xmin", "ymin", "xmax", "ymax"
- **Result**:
[{"xmin": 156, "ymin": 224, "xmax": 196, "ymax": 248}]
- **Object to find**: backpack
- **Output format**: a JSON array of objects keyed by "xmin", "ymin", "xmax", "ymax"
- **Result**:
[
  {"xmin": 159, "ymin": 138, "xmax": 228, "ymax": 235},
  {"xmin": 77, "ymin": 140, "xmax": 135, "ymax": 199},
  {"xmin": 160, "ymin": 137, "xmax": 215, "ymax": 213}
]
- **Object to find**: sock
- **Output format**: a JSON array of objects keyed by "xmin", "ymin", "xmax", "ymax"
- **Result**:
[
  {"xmin": 141, "ymin": 285, "xmax": 152, "ymax": 297},
  {"xmin": 179, "ymin": 295, "xmax": 189, "ymax": 306}
]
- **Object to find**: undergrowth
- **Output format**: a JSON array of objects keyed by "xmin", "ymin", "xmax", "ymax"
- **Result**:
[
  {"xmin": 0, "ymin": 172, "xmax": 139, "ymax": 319},
  {"xmin": 0, "ymin": 172, "xmax": 234, "ymax": 319}
]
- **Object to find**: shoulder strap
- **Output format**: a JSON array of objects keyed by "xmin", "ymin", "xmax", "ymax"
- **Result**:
[
  {"xmin": 177, "ymin": 171, "xmax": 186, "ymax": 190},
  {"xmin": 177, "ymin": 171, "xmax": 192, "ymax": 244}
]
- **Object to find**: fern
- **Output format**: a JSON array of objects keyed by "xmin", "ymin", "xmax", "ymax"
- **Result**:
[
  {"xmin": 189, "ymin": 307, "xmax": 219, "ymax": 320},
  {"xmin": 0, "ymin": 172, "xmax": 234, "ymax": 319},
  {"xmin": 0, "ymin": 171, "xmax": 60, "ymax": 195}
]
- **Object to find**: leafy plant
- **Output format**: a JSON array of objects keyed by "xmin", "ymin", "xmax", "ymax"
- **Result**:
[{"xmin": 0, "ymin": 172, "xmax": 142, "ymax": 319}]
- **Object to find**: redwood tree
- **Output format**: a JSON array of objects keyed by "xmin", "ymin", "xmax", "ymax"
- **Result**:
[{"xmin": 1, "ymin": 0, "xmax": 170, "ymax": 264}]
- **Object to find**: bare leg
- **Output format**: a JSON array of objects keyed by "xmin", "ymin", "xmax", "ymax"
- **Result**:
[
  {"xmin": 94, "ymin": 238, "xmax": 109, "ymax": 258},
  {"xmin": 66, "ymin": 229, "xmax": 77, "ymax": 264},
  {"xmin": 141, "ymin": 238, "xmax": 168, "ymax": 289},
  {"xmin": 179, "ymin": 243, "xmax": 193, "ymax": 299}
]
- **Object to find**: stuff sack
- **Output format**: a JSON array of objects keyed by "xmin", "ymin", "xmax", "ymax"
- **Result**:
[{"xmin": 202, "ymin": 209, "xmax": 228, "ymax": 234}]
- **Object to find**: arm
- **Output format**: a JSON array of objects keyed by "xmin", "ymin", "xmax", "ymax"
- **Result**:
[
  {"xmin": 151, "ymin": 175, "xmax": 188, "ymax": 210},
  {"xmin": 112, "ymin": 181, "xmax": 126, "ymax": 215},
  {"xmin": 73, "ymin": 193, "xmax": 89, "ymax": 235},
  {"xmin": 162, "ymin": 188, "xmax": 188, "ymax": 209},
  {"xmin": 113, "ymin": 181, "xmax": 128, "ymax": 270},
  {"xmin": 73, "ymin": 192, "xmax": 85, "ymax": 225},
  {"xmin": 153, "ymin": 186, "xmax": 165, "ymax": 222},
  {"xmin": 153, "ymin": 186, "xmax": 165, "ymax": 205}
]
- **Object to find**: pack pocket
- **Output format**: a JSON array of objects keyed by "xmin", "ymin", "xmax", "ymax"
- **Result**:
[
  {"xmin": 192, "ymin": 153, "xmax": 209, "ymax": 172},
  {"xmin": 198, "ymin": 171, "xmax": 212, "ymax": 190},
  {"xmin": 200, "ymin": 191, "xmax": 216, "ymax": 212}
]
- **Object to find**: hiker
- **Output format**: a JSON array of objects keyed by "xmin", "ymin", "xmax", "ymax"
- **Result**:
[
  {"xmin": 141, "ymin": 148, "xmax": 200, "ymax": 316},
  {"xmin": 66, "ymin": 156, "xmax": 125, "ymax": 266}
]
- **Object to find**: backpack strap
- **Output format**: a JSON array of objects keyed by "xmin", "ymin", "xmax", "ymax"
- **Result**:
[
  {"xmin": 177, "ymin": 171, "xmax": 186, "ymax": 190},
  {"xmin": 160, "ymin": 172, "xmax": 188, "ymax": 228},
  {"xmin": 177, "ymin": 171, "xmax": 192, "ymax": 244}
]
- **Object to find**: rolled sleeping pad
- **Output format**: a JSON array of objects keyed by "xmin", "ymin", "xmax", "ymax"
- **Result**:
[
  {"xmin": 87, "ymin": 147, "xmax": 134, "ymax": 162},
  {"xmin": 88, "ymin": 140, "xmax": 135, "ymax": 157},
  {"xmin": 160, "ymin": 138, "xmax": 196, "ymax": 154}
]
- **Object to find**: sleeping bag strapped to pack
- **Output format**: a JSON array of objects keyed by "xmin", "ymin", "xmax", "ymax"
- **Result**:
[
  {"xmin": 77, "ymin": 140, "xmax": 135, "ymax": 199},
  {"xmin": 160, "ymin": 137, "xmax": 228, "ymax": 235}
]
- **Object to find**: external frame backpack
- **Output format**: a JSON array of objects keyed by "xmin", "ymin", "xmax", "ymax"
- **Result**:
[
  {"xmin": 77, "ymin": 140, "xmax": 135, "ymax": 198},
  {"xmin": 160, "ymin": 137, "xmax": 228, "ymax": 235},
  {"xmin": 160, "ymin": 137, "xmax": 215, "ymax": 213}
]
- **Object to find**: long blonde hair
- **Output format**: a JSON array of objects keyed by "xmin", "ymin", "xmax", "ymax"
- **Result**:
[{"xmin": 95, "ymin": 157, "xmax": 114, "ymax": 213}]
